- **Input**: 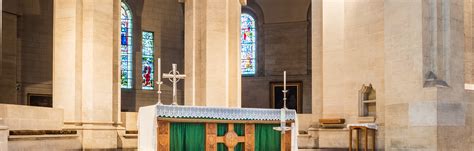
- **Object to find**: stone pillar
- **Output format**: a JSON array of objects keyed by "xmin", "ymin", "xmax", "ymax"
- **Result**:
[
  {"xmin": 311, "ymin": 0, "xmax": 323, "ymax": 126},
  {"xmin": 385, "ymin": 0, "xmax": 468, "ymax": 150},
  {"xmin": 183, "ymin": 0, "xmax": 245, "ymax": 107},
  {"xmin": 0, "ymin": 123, "xmax": 7, "ymax": 151},
  {"xmin": 53, "ymin": 0, "xmax": 121, "ymax": 149}
]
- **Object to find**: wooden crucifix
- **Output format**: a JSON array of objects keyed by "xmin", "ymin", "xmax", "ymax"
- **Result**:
[{"xmin": 163, "ymin": 64, "xmax": 185, "ymax": 105}]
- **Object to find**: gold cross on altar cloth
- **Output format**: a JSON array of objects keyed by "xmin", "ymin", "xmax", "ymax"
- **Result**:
[{"xmin": 206, "ymin": 123, "xmax": 255, "ymax": 151}]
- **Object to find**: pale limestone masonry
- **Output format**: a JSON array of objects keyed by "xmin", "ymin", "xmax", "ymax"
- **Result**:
[
  {"xmin": 308, "ymin": 0, "xmax": 473, "ymax": 150},
  {"xmin": 121, "ymin": 112, "xmax": 138, "ymax": 131},
  {"xmin": 0, "ymin": 104, "xmax": 81, "ymax": 150},
  {"xmin": 384, "ymin": 0, "xmax": 469, "ymax": 150},
  {"xmin": 0, "ymin": 125, "xmax": 7, "ymax": 151},
  {"xmin": 466, "ymin": 0, "xmax": 474, "ymax": 85},
  {"xmin": 118, "ymin": 112, "xmax": 138, "ymax": 149},
  {"xmin": 0, "ymin": 0, "xmax": 53, "ymax": 105},
  {"xmin": 8, "ymin": 137, "xmax": 81, "ymax": 151},
  {"xmin": 311, "ymin": 0, "xmax": 323, "ymax": 128},
  {"xmin": 0, "ymin": 2, "xmax": 18, "ymax": 104},
  {"xmin": 2, "ymin": 0, "xmax": 474, "ymax": 150},
  {"xmin": 321, "ymin": 0, "xmax": 385, "ymax": 125},
  {"xmin": 121, "ymin": 0, "xmax": 185, "ymax": 111},
  {"xmin": 53, "ymin": 0, "xmax": 122, "ymax": 149},
  {"xmin": 314, "ymin": 0, "xmax": 385, "ymax": 149},
  {"xmin": 241, "ymin": 0, "xmax": 314, "ymax": 113},
  {"xmin": 0, "ymin": 0, "xmax": 186, "ymax": 111},
  {"xmin": 183, "ymin": 0, "xmax": 245, "ymax": 107},
  {"xmin": 19, "ymin": 0, "xmax": 53, "ymax": 103},
  {"xmin": 0, "ymin": 104, "xmax": 63, "ymax": 130}
]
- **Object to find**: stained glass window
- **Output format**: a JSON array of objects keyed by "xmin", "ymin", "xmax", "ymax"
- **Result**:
[
  {"xmin": 241, "ymin": 13, "xmax": 256, "ymax": 76},
  {"xmin": 120, "ymin": 2, "xmax": 133, "ymax": 88},
  {"xmin": 142, "ymin": 31, "xmax": 154, "ymax": 90}
]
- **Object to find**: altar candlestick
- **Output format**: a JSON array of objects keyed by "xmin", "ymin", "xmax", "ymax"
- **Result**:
[
  {"xmin": 156, "ymin": 58, "xmax": 163, "ymax": 105},
  {"xmin": 284, "ymin": 71, "xmax": 286, "ymax": 90},
  {"xmin": 158, "ymin": 58, "xmax": 161, "ymax": 82},
  {"xmin": 283, "ymin": 71, "xmax": 288, "ymax": 109}
]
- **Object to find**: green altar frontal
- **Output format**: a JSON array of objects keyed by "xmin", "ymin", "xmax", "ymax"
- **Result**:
[{"xmin": 155, "ymin": 105, "xmax": 297, "ymax": 151}]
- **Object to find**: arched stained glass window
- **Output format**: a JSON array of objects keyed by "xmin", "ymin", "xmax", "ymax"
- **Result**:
[
  {"xmin": 121, "ymin": 2, "xmax": 133, "ymax": 88},
  {"xmin": 142, "ymin": 31, "xmax": 154, "ymax": 90},
  {"xmin": 241, "ymin": 13, "xmax": 256, "ymax": 76}
]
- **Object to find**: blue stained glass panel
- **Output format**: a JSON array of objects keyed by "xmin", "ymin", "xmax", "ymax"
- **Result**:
[
  {"xmin": 142, "ymin": 31, "xmax": 155, "ymax": 90},
  {"xmin": 241, "ymin": 13, "xmax": 256, "ymax": 75},
  {"xmin": 121, "ymin": 2, "xmax": 133, "ymax": 88}
]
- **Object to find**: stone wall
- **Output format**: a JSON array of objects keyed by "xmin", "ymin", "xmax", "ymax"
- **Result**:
[
  {"xmin": 241, "ymin": 0, "xmax": 313, "ymax": 113},
  {"xmin": 319, "ymin": 0, "xmax": 385, "ymax": 149},
  {"xmin": 0, "ymin": 0, "xmax": 20, "ymax": 104},
  {"xmin": 0, "ymin": 0, "xmax": 184, "ymax": 111},
  {"xmin": 121, "ymin": 0, "xmax": 184, "ymax": 111},
  {"xmin": 322, "ymin": 0, "xmax": 384, "ymax": 124},
  {"xmin": 384, "ymin": 0, "xmax": 469, "ymax": 150},
  {"xmin": 0, "ymin": 104, "xmax": 82, "ymax": 150},
  {"xmin": 0, "ymin": 0, "xmax": 53, "ymax": 105},
  {"xmin": 465, "ymin": 1, "xmax": 474, "ymax": 149},
  {"xmin": 0, "ymin": 125, "xmax": 7, "ymax": 151},
  {"xmin": 466, "ymin": 0, "xmax": 474, "ymax": 85},
  {"xmin": 18, "ymin": 0, "xmax": 53, "ymax": 103},
  {"xmin": 0, "ymin": 104, "xmax": 63, "ymax": 130},
  {"xmin": 118, "ymin": 112, "xmax": 137, "ymax": 149}
]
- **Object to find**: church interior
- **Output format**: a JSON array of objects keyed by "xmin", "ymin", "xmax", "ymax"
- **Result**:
[{"xmin": 0, "ymin": 0, "xmax": 474, "ymax": 150}]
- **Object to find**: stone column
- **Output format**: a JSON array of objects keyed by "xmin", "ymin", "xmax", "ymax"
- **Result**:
[
  {"xmin": 183, "ymin": 0, "xmax": 245, "ymax": 107},
  {"xmin": 385, "ymin": 0, "xmax": 468, "ymax": 150},
  {"xmin": 311, "ymin": 0, "xmax": 323, "ymax": 127},
  {"xmin": 53, "ymin": 0, "xmax": 121, "ymax": 149},
  {"xmin": 0, "ymin": 122, "xmax": 7, "ymax": 151}
]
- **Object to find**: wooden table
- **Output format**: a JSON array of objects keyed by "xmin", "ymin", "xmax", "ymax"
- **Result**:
[{"xmin": 348, "ymin": 125, "xmax": 376, "ymax": 151}]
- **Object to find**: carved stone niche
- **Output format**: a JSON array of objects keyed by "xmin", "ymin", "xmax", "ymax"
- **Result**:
[{"xmin": 358, "ymin": 84, "xmax": 376, "ymax": 121}]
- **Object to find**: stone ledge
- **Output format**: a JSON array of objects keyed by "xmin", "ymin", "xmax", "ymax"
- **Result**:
[
  {"xmin": 0, "ymin": 104, "xmax": 64, "ymax": 130},
  {"xmin": 0, "ymin": 126, "xmax": 8, "ymax": 130},
  {"xmin": 126, "ymin": 130, "xmax": 138, "ymax": 134},
  {"xmin": 9, "ymin": 134, "xmax": 79, "ymax": 141},
  {"xmin": 316, "ymin": 128, "xmax": 348, "ymax": 131},
  {"xmin": 64, "ymin": 125, "xmax": 125, "ymax": 130},
  {"xmin": 123, "ymin": 134, "xmax": 138, "ymax": 138},
  {"xmin": 10, "ymin": 130, "xmax": 77, "ymax": 135},
  {"xmin": 298, "ymin": 134, "xmax": 312, "ymax": 138}
]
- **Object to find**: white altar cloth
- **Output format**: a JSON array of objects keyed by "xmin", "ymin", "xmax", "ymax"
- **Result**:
[
  {"xmin": 137, "ymin": 105, "xmax": 157, "ymax": 151},
  {"xmin": 138, "ymin": 104, "xmax": 299, "ymax": 151}
]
